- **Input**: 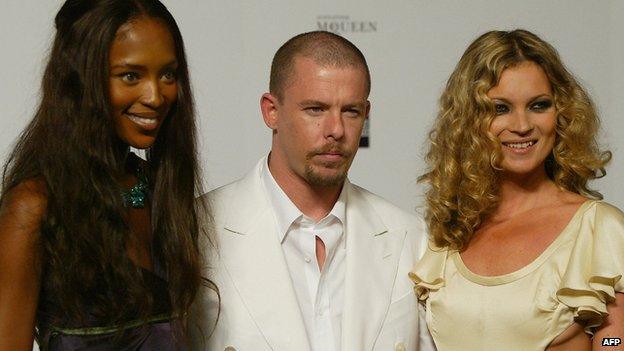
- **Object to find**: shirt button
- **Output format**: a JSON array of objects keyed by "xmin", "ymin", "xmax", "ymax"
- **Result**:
[{"xmin": 305, "ymin": 257, "xmax": 311, "ymax": 263}]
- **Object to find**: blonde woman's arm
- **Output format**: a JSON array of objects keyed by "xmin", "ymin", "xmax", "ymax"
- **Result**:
[{"xmin": 593, "ymin": 293, "xmax": 624, "ymax": 351}]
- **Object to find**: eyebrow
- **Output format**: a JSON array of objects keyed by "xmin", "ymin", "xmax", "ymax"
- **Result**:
[
  {"xmin": 110, "ymin": 60, "xmax": 178, "ymax": 70},
  {"xmin": 342, "ymin": 103, "xmax": 367, "ymax": 110},
  {"xmin": 297, "ymin": 100, "xmax": 367, "ymax": 110},
  {"xmin": 298, "ymin": 100, "xmax": 330, "ymax": 108},
  {"xmin": 490, "ymin": 94, "xmax": 552, "ymax": 104}
]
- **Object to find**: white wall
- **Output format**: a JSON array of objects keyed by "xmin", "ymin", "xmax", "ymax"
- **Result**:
[
  {"xmin": 1, "ymin": 2, "xmax": 621, "ymax": 349},
  {"xmin": 1, "ymin": 1, "xmax": 621, "ymax": 211}
]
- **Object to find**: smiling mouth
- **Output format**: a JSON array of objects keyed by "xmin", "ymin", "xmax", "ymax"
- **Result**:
[
  {"xmin": 126, "ymin": 113, "xmax": 159, "ymax": 130},
  {"xmin": 502, "ymin": 140, "xmax": 537, "ymax": 149}
]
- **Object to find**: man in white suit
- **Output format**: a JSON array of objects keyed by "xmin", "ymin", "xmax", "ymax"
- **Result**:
[{"xmin": 191, "ymin": 31, "xmax": 435, "ymax": 351}]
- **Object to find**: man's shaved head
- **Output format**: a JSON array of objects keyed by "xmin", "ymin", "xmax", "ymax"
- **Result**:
[{"xmin": 269, "ymin": 31, "xmax": 371, "ymax": 102}]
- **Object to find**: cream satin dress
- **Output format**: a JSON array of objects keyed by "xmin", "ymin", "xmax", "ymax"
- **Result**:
[{"xmin": 410, "ymin": 201, "xmax": 624, "ymax": 351}]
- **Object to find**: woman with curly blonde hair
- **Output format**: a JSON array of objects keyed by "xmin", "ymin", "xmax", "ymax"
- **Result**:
[{"xmin": 411, "ymin": 29, "xmax": 623, "ymax": 350}]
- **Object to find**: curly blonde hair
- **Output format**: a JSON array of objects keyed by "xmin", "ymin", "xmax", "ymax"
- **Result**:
[{"xmin": 419, "ymin": 29, "xmax": 611, "ymax": 250}]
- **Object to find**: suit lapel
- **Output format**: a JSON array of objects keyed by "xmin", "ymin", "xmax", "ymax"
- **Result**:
[
  {"xmin": 218, "ymin": 163, "xmax": 310, "ymax": 351},
  {"xmin": 341, "ymin": 183, "xmax": 407, "ymax": 351}
]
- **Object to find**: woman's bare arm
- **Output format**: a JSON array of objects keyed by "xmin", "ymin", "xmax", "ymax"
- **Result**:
[
  {"xmin": 593, "ymin": 292, "xmax": 624, "ymax": 350},
  {"xmin": 0, "ymin": 181, "xmax": 46, "ymax": 351}
]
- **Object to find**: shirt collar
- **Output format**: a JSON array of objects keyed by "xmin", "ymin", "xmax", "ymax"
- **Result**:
[{"xmin": 260, "ymin": 156, "xmax": 347, "ymax": 242}]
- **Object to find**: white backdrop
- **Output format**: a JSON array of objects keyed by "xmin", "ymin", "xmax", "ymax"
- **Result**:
[
  {"xmin": 0, "ymin": 1, "xmax": 622, "ymax": 349},
  {"xmin": 2, "ymin": 1, "xmax": 621, "ymax": 214}
]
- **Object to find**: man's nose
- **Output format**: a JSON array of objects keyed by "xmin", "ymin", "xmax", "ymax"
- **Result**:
[{"xmin": 324, "ymin": 109, "xmax": 345, "ymax": 140}]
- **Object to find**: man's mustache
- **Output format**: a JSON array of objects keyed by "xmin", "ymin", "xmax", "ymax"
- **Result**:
[{"xmin": 306, "ymin": 144, "xmax": 352, "ymax": 159}]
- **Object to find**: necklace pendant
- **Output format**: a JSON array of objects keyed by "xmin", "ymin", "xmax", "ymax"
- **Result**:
[
  {"xmin": 121, "ymin": 153, "xmax": 150, "ymax": 209},
  {"xmin": 122, "ymin": 173, "xmax": 148, "ymax": 209},
  {"xmin": 123, "ymin": 185, "xmax": 147, "ymax": 208}
]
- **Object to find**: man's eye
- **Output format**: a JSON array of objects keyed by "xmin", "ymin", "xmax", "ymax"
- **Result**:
[
  {"xmin": 345, "ymin": 109, "xmax": 361, "ymax": 117},
  {"xmin": 306, "ymin": 107, "xmax": 323, "ymax": 114}
]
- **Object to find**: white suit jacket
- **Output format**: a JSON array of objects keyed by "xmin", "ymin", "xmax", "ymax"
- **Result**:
[{"xmin": 190, "ymin": 160, "xmax": 436, "ymax": 351}]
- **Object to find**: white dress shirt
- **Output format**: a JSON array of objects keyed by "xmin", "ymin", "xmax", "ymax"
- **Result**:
[{"xmin": 261, "ymin": 158, "xmax": 346, "ymax": 351}]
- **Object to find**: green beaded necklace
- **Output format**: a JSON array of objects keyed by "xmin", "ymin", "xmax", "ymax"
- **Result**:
[{"xmin": 121, "ymin": 157, "xmax": 149, "ymax": 209}]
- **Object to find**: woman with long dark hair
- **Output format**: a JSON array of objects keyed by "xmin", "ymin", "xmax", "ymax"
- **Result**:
[{"xmin": 0, "ymin": 0, "xmax": 207, "ymax": 349}]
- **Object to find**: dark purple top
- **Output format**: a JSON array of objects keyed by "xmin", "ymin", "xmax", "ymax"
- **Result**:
[{"xmin": 36, "ymin": 266, "xmax": 186, "ymax": 351}]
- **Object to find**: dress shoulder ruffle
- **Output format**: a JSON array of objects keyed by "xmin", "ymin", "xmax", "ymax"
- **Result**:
[
  {"xmin": 555, "ymin": 201, "xmax": 624, "ymax": 333},
  {"xmin": 409, "ymin": 241, "xmax": 449, "ymax": 300}
]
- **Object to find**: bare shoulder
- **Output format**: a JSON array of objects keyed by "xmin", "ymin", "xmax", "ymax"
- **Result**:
[
  {"xmin": 0, "ymin": 179, "xmax": 48, "ymax": 234},
  {"xmin": 558, "ymin": 190, "xmax": 586, "ymax": 203},
  {"xmin": 0, "ymin": 179, "xmax": 46, "ymax": 294},
  {"xmin": 559, "ymin": 191, "xmax": 624, "ymax": 223},
  {"xmin": 555, "ymin": 190, "xmax": 587, "ymax": 208},
  {"xmin": 542, "ymin": 190, "xmax": 591, "ymax": 221}
]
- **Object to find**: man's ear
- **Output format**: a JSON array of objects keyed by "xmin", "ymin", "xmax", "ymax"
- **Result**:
[
  {"xmin": 365, "ymin": 100, "xmax": 371, "ymax": 119},
  {"xmin": 260, "ymin": 92, "xmax": 279, "ymax": 130}
]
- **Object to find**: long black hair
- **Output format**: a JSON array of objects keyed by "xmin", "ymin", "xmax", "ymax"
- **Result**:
[{"xmin": 1, "ymin": 0, "xmax": 206, "ymax": 333}]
